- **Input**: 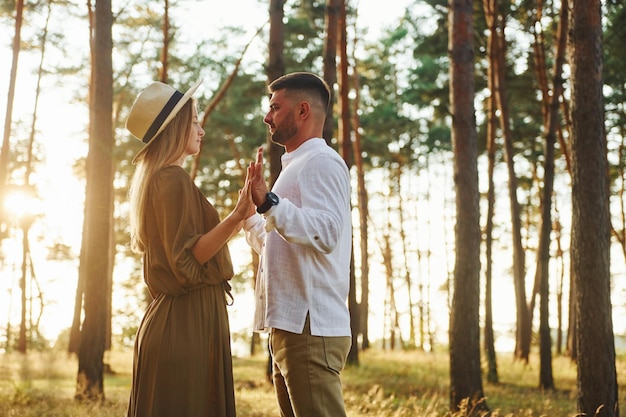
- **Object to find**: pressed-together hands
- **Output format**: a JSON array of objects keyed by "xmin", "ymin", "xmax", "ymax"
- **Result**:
[{"xmin": 233, "ymin": 147, "xmax": 269, "ymax": 221}]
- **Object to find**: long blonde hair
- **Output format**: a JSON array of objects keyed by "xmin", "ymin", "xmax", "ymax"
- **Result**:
[{"xmin": 128, "ymin": 99, "xmax": 194, "ymax": 253}]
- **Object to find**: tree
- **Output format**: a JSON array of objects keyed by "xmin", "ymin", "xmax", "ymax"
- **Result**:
[
  {"xmin": 333, "ymin": 0, "xmax": 360, "ymax": 366},
  {"xmin": 349, "ymin": 15, "xmax": 371, "ymax": 353},
  {"xmin": 534, "ymin": 0, "xmax": 569, "ymax": 391},
  {"xmin": 15, "ymin": 0, "xmax": 53, "ymax": 354},
  {"xmin": 481, "ymin": 0, "xmax": 500, "ymax": 384},
  {"xmin": 322, "ymin": 0, "xmax": 338, "ymax": 143},
  {"xmin": 267, "ymin": 0, "xmax": 286, "ymax": 185},
  {"xmin": 258, "ymin": 0, "xmax": 286, "ymax": 381},
  {"xmin": 0, "ymin": 0, "xmax": 24, "ymax": 232},
  {"xmin": 604, "ymin": 3, "xmax": 626, "ymax": 264},
  {"xmin": 75, "ymin": 0, "xmax": 113, "ymax": 401},
  {"xmin": 447, "ymin": 0, "xmax": 486, "ymax": 413},
  {"xmin": 569, "ymin": 1, "xmax": 620, "ymax": 416},
  {"xmin": 492, "ymin": 2, "xmax": 530, "ymax": 363}
]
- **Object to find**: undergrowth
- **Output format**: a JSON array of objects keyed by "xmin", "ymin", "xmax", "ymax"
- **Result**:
[{"xmin": 0, "ymin": 349, "xmax": 623, "ymax": 417}]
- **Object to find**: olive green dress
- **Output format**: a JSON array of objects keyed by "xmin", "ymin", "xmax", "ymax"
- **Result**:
[{"xmin": 127, "ymin": 166, "xmax": 236, "ymax": 417}]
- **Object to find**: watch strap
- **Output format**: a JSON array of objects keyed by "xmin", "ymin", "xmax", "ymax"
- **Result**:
[{"xmin": 257, "ymin": 192, "xmax": 278, "ymax": 214}]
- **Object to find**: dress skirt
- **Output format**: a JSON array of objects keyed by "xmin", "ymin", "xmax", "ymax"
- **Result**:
[{"xmin": 127, "ymin": 284, "xmax": 236, "ymax": 417}]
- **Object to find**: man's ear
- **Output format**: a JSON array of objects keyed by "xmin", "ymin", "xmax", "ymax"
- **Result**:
[{"xmin": 299, "ymin": 102, "xmax": 311, "ymax": 117}]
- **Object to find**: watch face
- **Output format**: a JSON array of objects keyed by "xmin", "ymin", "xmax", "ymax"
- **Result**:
[{"xmin": 268, "ymin": 192, "xmax": 279, "ymax": 204}]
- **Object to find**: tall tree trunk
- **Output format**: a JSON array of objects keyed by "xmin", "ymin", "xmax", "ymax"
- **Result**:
[
  {"xmin": 15, "ymin": 0, "xmax": 53, "ymax": 354},
  {"xmin": 322, "ymin": 0, "xmax": 339, "ymax": 143},
  {"xmin": 379, "ymin": 182, "xmax": 402, "ymax": 351},
  {"xmin": 482, "ymin": 0, "xmax": 499, "ymax": 384},
  {"xmin": 18, "ymin": 224, "xmax": 29, "ymax": 353},
  {"xmin": 611, "ymin": 81, "xmax": 626, "ymax": 262},
  {"xmin": 553, "ymin": 207, "xmax": 565, "ymax": 355},
  {"xmin": 76, "ymin": 0, "xmax": 113, "ymax": 401},
  {"xmin": 422, "ymin": 166, "xmax": 435, "ymax": 351},
  {"xmin": 267, "ymin": 0, "xmax": 286, "ymax": 186},
  {"xmin": 447, "ymin": 0, "xmax": 487, "ymax": 413},
  {"xmin": 333, "ymin": 0, "xmax": 360, "ymax": 366},
  {"xmin": 349, "ymin": 7, "xmax": 370, "ymax": 352},
  {"xmin": 160, "ymin": 0, "xmax": 169, "ymax": 83},
  {"xmin": 569, "ymin": 1, "xmax": 619, "ymax": 416},
  {"xmin": 0, "ymin": 0, "xmax": 24, "ymax": 230},
  {"xmin": 263, "ymin": 0, "xmax": 286, "ymax": 381},
  {"xmin": 566, "ymin": 277, "xmax": 577, "ymax": 359},
  {"xmin": 614, "ymin": 121, "xmax": 626, "ymax": 261},
  {"xmin": 491, "ymin": 3, "xmax": 530, "ymax": 362},
  {"xmin": 536, "ymin": 0, "xmax": 569, "ymax": 391},
  {"xmin": 397, "ymin": 166, "xmax": 416, "ymax": 349},
  {"xmin": 70, "ymin": 0, "xmax": 97, "ymax": 357}
]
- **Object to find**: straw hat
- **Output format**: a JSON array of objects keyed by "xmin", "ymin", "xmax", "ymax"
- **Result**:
[{"xmin": 126, "ymin": 79, "xmax": 202, "ymax": 164}]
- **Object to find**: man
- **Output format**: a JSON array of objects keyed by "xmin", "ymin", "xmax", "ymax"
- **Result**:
[{"xmin": 244, "ymin": 72, "xmax": 352, "ymax": 417}]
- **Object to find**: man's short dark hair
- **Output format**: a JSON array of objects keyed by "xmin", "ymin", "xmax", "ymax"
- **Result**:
[{"xmin": 268, "ymin": 72, "xmax": 331, "ymax": 111}]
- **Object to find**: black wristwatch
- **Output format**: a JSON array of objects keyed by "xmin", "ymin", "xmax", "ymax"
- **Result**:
[{"xmin": 257, "ymin": 192, "xmax": 279, "ymax": 214}]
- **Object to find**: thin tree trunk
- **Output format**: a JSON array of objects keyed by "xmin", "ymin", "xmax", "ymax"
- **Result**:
[
  {"xmin": 333, "ymin": 0, "xmax": 360, "ymax": 366},
  {"xmin": 380, "ymin": 187, "xmax": 401, "ymax": 351},
  {"xmin": 397, "ymin": 166, "xmax": 416, "ymax": 349},
  {"xmin": 18, "ymin": 224, "xmax": 29, "ymax": 353},
  {"xmin": 15, "ymin": 0, "xmax": 53, "ymax": 355},
  {"xmin": 554, "ymin": 204, "xmax": 565, "ymax": 355},
  {"xmin": 536, "ymin": 0, "xmax": 568, "ymax": 391},
  {"xmin": 612, "ymin": 93, "xmax": 626, "ymax": 261},
  {"xmin": 0, "ymin": 0, "xmax": 24, "ymax": 229},
  {"xmin": 423, "ymin": 165, "xmax": 435, "ymax": 351},
  {"xmin": 482, "ymin": 0, "xmax": 499, "ymax": 384},
  {"xmin": 492, "ymin": 6, "xmax": 530, "ymax": 362},
  {"xmin": 160, "ymin": 0, "xmax": 169, "ymax": 83},
  {"xmin": 267, "ymin": 0, "xmax": 286, "ymax": 186},
  {"xmin": 70, "ymin": 0, "xmax": 96, "ymax": 357},
  {"xmin": 262, "ymin": 0, "xmax": 286, "ymax": 381},
  {"xmin": 322, "ymin": 0, "xmax": 339, "ymax": 143},
  {"xmin": 349, "ymin": 7, "xmax": 370, "ymax": 352}
]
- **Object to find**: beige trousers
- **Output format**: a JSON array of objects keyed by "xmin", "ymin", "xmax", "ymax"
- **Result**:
[{"xmin": 269, "ymin": 316, "xmax": 351, "ymax": 417}]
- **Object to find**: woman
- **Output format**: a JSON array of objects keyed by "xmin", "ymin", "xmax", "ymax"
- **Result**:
[{"xmin": 125, "ymin": 79, "xmax": 252, "ymax": 417}]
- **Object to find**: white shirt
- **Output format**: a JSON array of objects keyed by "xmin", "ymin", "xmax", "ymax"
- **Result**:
[{"xmin": 244, "ymin": 138, "xmax": 352, "ymax": 337}]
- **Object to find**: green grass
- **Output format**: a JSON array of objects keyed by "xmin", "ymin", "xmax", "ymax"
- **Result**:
[{"xmin": 0, "ymin": 349, "xmax": 624, "ymax": 416}]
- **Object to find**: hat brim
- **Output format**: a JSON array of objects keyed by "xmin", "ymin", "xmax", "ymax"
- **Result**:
[{"xmin": 131, "ymin": 78, "xmax": 203, "ymax": 164}]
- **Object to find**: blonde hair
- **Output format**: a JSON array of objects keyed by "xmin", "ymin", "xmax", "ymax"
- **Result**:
[{"xmin": 128, "ymin": 99, "xmax": 194, "ymax": 253}]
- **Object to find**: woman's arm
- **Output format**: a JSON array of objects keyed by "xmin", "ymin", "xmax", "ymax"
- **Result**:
[{"xmin": 191, "ymin": 168, "xmax": 255, "ymax": 265}]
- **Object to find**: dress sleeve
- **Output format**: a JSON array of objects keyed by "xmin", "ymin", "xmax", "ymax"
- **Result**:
[{"xmin": 149, "ymin": 167, "xmax": 230, "ymax": 290}]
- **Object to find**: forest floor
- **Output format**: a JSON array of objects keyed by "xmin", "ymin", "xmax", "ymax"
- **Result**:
[{"xmin": 0, "ymin": 348, "xmax": 624, "ymax": 416}]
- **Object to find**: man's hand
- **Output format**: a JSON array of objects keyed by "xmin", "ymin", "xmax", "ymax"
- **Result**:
[{"xmin": 249, "ymin": 146, "xmax": 269, "ymax": 206}]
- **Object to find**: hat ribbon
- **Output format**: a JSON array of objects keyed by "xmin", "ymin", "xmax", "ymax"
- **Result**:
[{"xmin": 142, "ymin": 90, "xmax": 184, "ymax": 143}]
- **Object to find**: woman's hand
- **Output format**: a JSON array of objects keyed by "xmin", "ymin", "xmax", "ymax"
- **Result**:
[{"xmin": 234, "ymin": 164, "xmax": 255, "ymax": 221}]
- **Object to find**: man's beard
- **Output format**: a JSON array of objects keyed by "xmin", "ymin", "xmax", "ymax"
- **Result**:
[{"xmin": 270, "ymin": 114, "xmax": 297, "ymax": 146}]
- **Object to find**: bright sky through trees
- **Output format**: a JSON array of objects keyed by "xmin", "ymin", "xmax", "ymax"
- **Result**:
[{"xmin": 0, "ymin": 0, "xmax": 413, "ymax": 348}]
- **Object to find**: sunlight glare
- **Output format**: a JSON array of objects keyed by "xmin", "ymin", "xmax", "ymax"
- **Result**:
[{"xmin": 3, "ymin": 187, "xmax": 41, "ymax": 225}]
